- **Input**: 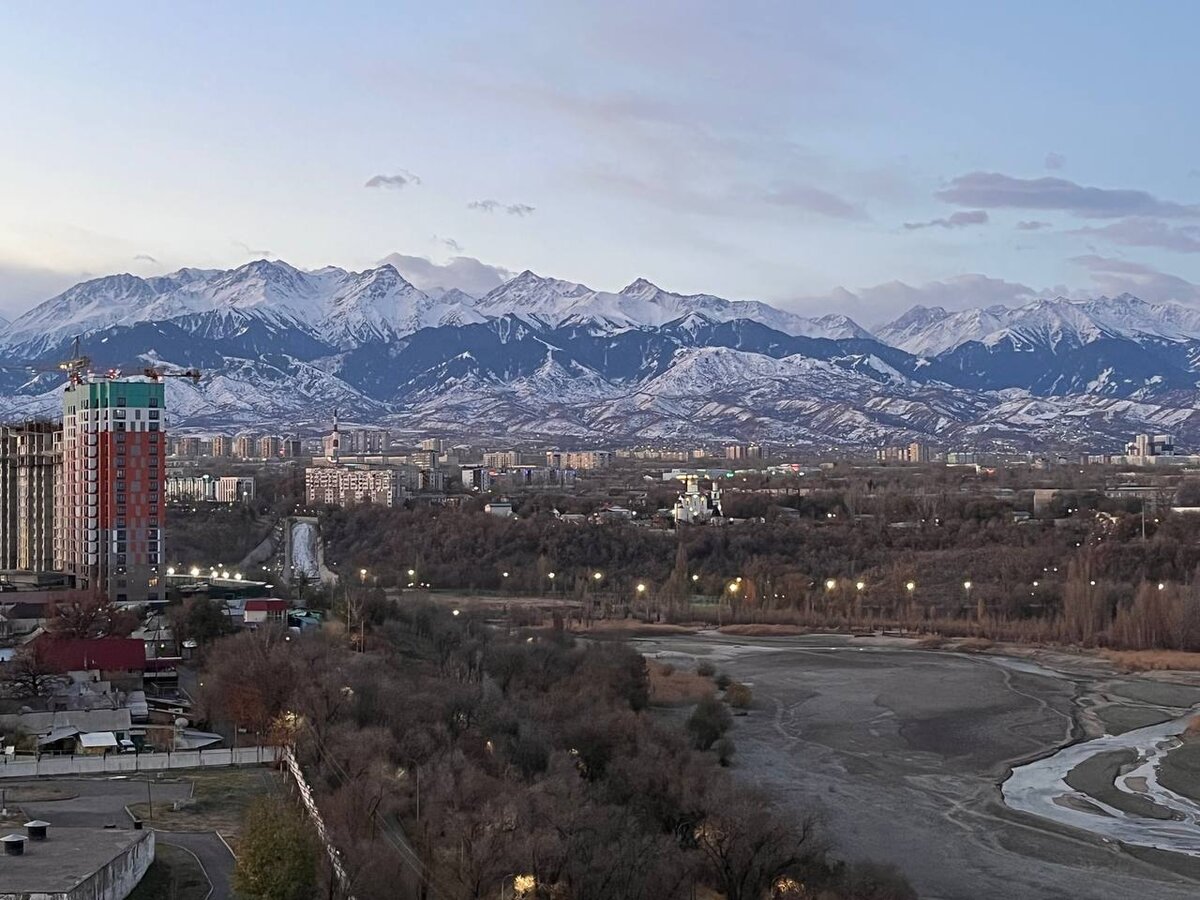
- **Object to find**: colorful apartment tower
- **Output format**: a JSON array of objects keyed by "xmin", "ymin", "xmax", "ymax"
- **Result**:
[{"xmin": 56, "ymin": 377, "xmax": 166, "ymax": 603}]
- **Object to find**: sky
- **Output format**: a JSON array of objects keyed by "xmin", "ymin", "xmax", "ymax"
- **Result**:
[{"xmin": 2, "ymin": 1, "xmax": 1200, "ymax": 325}]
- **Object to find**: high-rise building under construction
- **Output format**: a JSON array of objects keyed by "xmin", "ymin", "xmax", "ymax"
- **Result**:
[
  {"xmin": 0, "ymin": 421, "xmax": 61, "ymax": 571},
  {"xmin": 56, "ymin": 376, "xmax": 166, "ymax": 603}
]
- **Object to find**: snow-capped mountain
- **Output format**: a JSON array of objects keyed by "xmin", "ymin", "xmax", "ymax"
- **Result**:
[
  {"xmin": 5, "ymin": 259, "xmax": 1200, "ymax": 449},
  {"xmin": 877, "ymin": 294, "xmax": 1200, "ymax": 357}
]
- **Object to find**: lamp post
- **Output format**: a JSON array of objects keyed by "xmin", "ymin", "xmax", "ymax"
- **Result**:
[{"xmin": 636, "ymin": 582, "xmax": 647, "ymax": 621}]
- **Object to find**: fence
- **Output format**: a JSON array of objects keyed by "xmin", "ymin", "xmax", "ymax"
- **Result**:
[
  {"xmin": 0, "ymin": 745, "xmax": 279, "ymax": 778},
  {"xmin": 282, "ymin": 744, "xmax": 354, "ymax": 899}
]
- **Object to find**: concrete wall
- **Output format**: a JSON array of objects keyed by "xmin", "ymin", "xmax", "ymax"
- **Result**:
[
  {"xmin": 67, "ymin": 831, "xmax": 155, "ymax": 900},
  {"xmin": 0, "ymin": 831, "xmax": 154, "ymax": 900}
]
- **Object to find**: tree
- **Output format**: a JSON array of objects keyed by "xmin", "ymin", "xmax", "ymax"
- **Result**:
[
  {"xmin": 167, "ymin": 598, "xmax": 233, "ymax": 648},
  {"xmin": 233, "ymin": 796, "xmax": 318, "ymax": 900},
  {"xmin": 0, "ymin": 644, "xmax": 62, "ymax": 698},
  {"xmin": 49, "ymin": 594, "xmax": 137, "ymax": 639},
  {"xmin": 687, "ymin": 695, "xmax": 732, "ymax": 750},
  {"xmin": 694, "ymin": 786, "xmax": 824, "ymax": 900}
]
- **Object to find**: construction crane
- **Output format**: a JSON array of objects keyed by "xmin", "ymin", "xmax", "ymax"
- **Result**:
[
  {"xmin": 0, "ymin": 336, "xmax": 93, "ymax": 385},
  {"xmin": 143, "ymin": 366, "xmax": 202, "ymax": 384}
]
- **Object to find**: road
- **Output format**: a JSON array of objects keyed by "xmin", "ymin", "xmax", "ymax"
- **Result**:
[{"xmin": 638, "ymin": 632, "xmax": 1200, "ymax": 900}]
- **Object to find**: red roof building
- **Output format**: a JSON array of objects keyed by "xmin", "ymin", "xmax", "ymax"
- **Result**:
[{"xmin": 33, "ymin": 636, "xmax": 146, "ymax": 672}]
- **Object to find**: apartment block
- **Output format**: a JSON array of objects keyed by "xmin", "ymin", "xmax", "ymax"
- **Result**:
[
  {"xmin": 57, "ymin": 377, "xmax": 165, "ymax": 604},
  {"xmin": 0, "ymin": 421, "xmax": 60, "ymax": 571},
  {"xmin": 305, "ymin": 465, "xmax": 401, "ymax": 507}
]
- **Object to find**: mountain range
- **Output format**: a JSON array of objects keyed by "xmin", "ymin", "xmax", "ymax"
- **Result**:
[{"xmin": 2, "ymin": 258, "xmax": 1199, "ymax": 451}]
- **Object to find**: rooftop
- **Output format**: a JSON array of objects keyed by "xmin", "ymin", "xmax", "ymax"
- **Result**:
[{"xmin": 0, "ymin": 827, "xmax": 151, "ymax": 894}]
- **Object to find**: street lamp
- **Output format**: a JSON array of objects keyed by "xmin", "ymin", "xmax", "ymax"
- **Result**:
[
  {"xmin": 359, "ymin": 568, "xmax": 367, "ymax": 584},
  {"xmin": 825, "ymin": 579, "xmax": 836, "ymax": 591},
  {"xmin": 636, "ymin": 582, "xmax": 646, "ymax": 594},
  {"xmin": 856, "ymin": 581, "xmax": 865, "ymax": 592},
  {"xmin": 905, "ymin": 581, "xmax": 915, "ymax": 593},
  {"xmin": 593, "ymin": 571, "xmax": 603, "ymax": 582},
  {"xmin": 691, "ymin": 574, "xmax": 699, "ymax": 582},
  {"xmin": 166, "ymin": 567, "xmax": 175, "ymax": 576}
]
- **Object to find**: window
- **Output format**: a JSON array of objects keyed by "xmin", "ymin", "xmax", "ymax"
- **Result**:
[
  {"xmin": 149, "ymin": 423, "xmax": 159, "ymax": 432},
  {"xmin": 149, "ymin": 410, "xmax": 159, "ymax": 420},
  {"xmin": 116, "ymin": 396, "xmax": 126, "ymax": 407},
  {"xmin": 149, "ymin": 397, "xmax": 158, "ymax": 408},
  {"xmin": 114, "ymin": 422, "xmax": 126, "ymax": 432}
]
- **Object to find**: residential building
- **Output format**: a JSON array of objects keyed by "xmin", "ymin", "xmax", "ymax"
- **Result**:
[
  {"xmin": 322, "ymin": 411, "xmax": 341, "ymax": 462},
  {"xmin": 210, "ymin": 434, "xmax": 231, "ymax": 457},
  {"xmin": 0, "ymin": 421, "xmax": 60, "ymax": 571},
  {"xmin": 724, "ymin": 443, "xmax": 766, "ymax": 461},
  {"xmin": 244, "ymin": 597, "xmax": 289, "ymax": 626},
  {"xmin": 232, "ymin": 434, "xmax": 257, "ymax": 460},
  {"xmin": 282, "ymin": 436, "xmax": 304, "ymax": 458},
  {"xmin": 483, "ymin": 450, "xmax": 522, "ymax": 469},
  {"xmin": 165, "ymin": 474, "xmax": 216, "ymax": 502},
  {"xmin": 305, "ymin": 465, "xmax": 401, "ymax": 507},
  {"xmin": 460, "ymin": 465, "xmax": 492, "ymax": 491},
  {"xmin": 545, "ymin": 450, "xmax": 613, "ymax": 470},
  {"xmin": 345, "ymin": 429, "xmax": 390, "ymax": 454},
  {"xmin": 419, "ymin": 438, "xmax": 445, "ymax": 453},
  {"xmin": 216, "ymin": 476, "xmax": 256, "ymax": 503},
  {"xmin": 257, "ymin": 435, "xmax": 282, "ymax": 459},
  {"xmin": 172, "ymin": 436, "xmax": 203, "ymax": 458},
  {"xmin": 57, "ymin": 377, "xmax": 165, "ymax": 604},
  {"xmin": 484, "ymin": 500, "xmax": 514, "ymax": 517},
  {"xmin": 876, "ymin": 442, "xmax": 931, "ymax": 464}
]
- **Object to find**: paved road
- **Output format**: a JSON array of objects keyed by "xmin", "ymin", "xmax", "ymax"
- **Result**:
[{"xmin": 159, "ymin": 831, "xmax": 235, "ymax": 899}]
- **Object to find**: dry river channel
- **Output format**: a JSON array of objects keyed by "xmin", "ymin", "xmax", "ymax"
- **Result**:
[{"xmin": 636, "ymin": 632, "xmax": 1200, "ymax": 900}]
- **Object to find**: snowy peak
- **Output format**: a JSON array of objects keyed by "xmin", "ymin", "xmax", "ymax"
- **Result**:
[{"xmin": 879, "ymin": 294, "xmax": 1200, "ymax": 356}]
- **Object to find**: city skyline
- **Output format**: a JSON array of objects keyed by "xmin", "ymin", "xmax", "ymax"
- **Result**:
[{"xmin": 3, "ymin": 3, "xmax": 1200, "ymax": 321}]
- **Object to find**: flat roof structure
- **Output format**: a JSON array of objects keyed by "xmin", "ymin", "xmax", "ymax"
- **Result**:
[{"xmin": 0, "ymin": 827, "xmax": 153, "ymax": 896}]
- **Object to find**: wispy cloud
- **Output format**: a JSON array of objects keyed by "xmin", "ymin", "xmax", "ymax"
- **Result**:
[
  {"xmin": 232, "ymin": 240, "xmax": 270, "ymax": 258},
  {"xmin": 1070, "ymin": 217, "xmax": 1200, "ymax": 253},
  {"xmin": 936, "ymin": 172, "xmax": 1200, "ymax": 218},
  {"xmin": 1016, "ymin": 220, "xmax": 1051, "ymax": 231},
  {"xmin": 378, "ymin": 252, "xmax": 513, "ymax": 296},
  {"xmin": 1072, "ymin": 255, "xmax": 1200, "ymax": 303},
  {"xmin": 903, "ymin": 210, "xmax": 988, "ymax": 230},
  {"xmin": 794, "ymin": 273, "xmax": 1038, "ymax": 320},
  {"xmin": 762, "ymin": 184, "xmax": 867, "ymax": 220},
  {"xmin": 364, "ymin": 170, "xmax": 422, "ymax": 190},
  {"xmin": 1044, "ymin": 152, "xmax": 1066, "ymax": 171},
  {"xmin": 433, "ymin": 235, "xmax": 463, "ymax": 253},
  {"xmin": 468, "ymin": 199, "xmax": 536, "ymax": 216},
  {"xmin": 133, "ymin": 253, "xmax": 159, "ymax": 264}
]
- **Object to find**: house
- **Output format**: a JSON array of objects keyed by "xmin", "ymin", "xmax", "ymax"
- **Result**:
[
  {"xmin": 484, "ymin": 501, "xmax": 514, "ymax": 518},
  {"xmin": 244, "ymin": 598, "xmax": 290, "ymax": 626},
  {"xmin": 1, "ymin": 708, "xmax": 134, "ymax": 754}
]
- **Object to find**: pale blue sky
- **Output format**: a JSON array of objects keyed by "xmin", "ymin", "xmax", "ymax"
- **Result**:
[{"xmin": 2, "ymin": 1, "xmax": 1199, "ymax": 322}]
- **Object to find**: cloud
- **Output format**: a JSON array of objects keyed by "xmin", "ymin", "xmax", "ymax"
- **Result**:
[
  {"xmin": 378, "ymin": 253, "xmax": 513, "ymax": 296},
  {"xmin": 133, "ymin": 253, "xmax": 159, "ymax": 264},
  {"xmin": 1044, "ymin": 152, "xmax": 1066, "ymax": 170},
  {"xmin": 468, "ymin": 199, "xmax": 536, "ymax": 216},
  {"xmin": 903, "ymin": 210, "xmax": 989, "ymax": 230},
  {"xmin": 936, "ymin": 172, "xmax": 1200, "ymax": 218},
  {"xmin": 1070, "ymin": 217, "xmax": 1200, "ymax": 253},
  {"xmin": 233, "ymin": 240, "xmax": 271, "ymax": 258},
  {"xmin": 761, "ymin": 184, "xmax": 867, "ymax": 220},
  {"xmin": 0, "ymin": 261, "xmax": 86, "ymax": 318},
  {"xmin": 793, "ymin": 273, "xmax": 1039, "ymax": 321},
  {"xmin": 364, "ymin": 170, "xmax": 421, "ymax": 190},
  {"xmin": 432, "ymin": 235, "xmax": 463, "ymax": 253},
  {"xmin": 1016, "ymin": 220, "xmax": 1052, "ymax": 231},
  {"xmin": 1071, "ymin": 255, "xmax": 1200, "ymax": 303}
]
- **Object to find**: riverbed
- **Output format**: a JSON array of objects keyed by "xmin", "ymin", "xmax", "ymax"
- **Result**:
[{"xmin": 636, "ymin": 632, "xmax": 1200, "ymax": 900}]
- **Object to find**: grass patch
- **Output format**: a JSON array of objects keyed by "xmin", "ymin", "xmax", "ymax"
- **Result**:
[
  {"xmin": 648, "ymin": 659, "xmax": 715, "ymax": 706},
  {"xmin": 128, "ymin": 843, "xmax": 210, "ymax": 900},
  {"xmin": 1102, "ymin": 650, "xmax": 1200, "ymax": 672},
  {"xmin": 128, "ymin": 766, "xmax": 281, "ymax": 847}
]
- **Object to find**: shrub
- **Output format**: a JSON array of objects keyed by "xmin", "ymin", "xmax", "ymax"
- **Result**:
[
  {"xmin": 958, "ymin": 637, "xmax": 994, "ymax": 653},
  {"xmin": 696, "ymin": 659, "xmax": 716, "ymax": 677},
  {"xmin": 687, "ymin": 695, "xmax": 732, "ymax": 750},
  {"xmin": 659, "ymin": 662, "xmax": 675, "ymax": 677},
  {"xmin": 725, "ymin": 682, "xmax": 752, "ymax": 709},
  {"xmin": 715, "ymin": 671, "xmax": 733, "ymax": 691},
  {"xmin": 715, "ymin": 737, "xmax": 736, "ymax": 766}
]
